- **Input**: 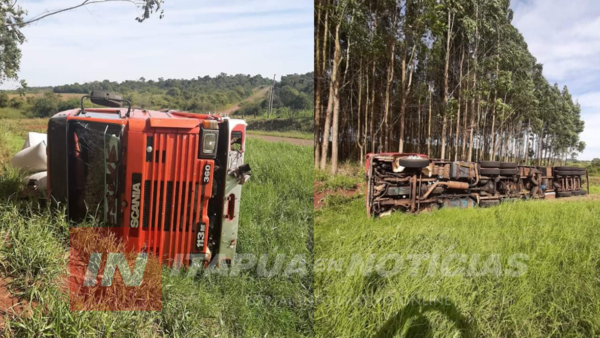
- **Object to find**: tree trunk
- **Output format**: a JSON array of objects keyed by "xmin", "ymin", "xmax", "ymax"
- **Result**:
[
  {"xmin": 440, "ymin": 9, "xmax": 452, "ymax": 160},
  {"xmin": 427, "ymin": 85, "xmax": 432, "ymax": 156},
  {"xmin": 320, "ymin": 77, "xmax": 334, "ymax": 169},
  {"xmin": 455, "ymin": 48, "xmax": 464, "ymax": 161},
  {"xmin": 538, "ymin": 129, "xmax": 544, "ymax": 165},
  {"xmin": 314, "ymin": 3, "xmax": 324, "ymax": 168},
  {"xmin": 524, "ymin": 119, "xmax": 530, "ymax": 164},
  {"xmin": 417, "ymin": 96, "xmax": 421, "ymax": 153},
  {"xmin": 467, "ymin": 3, "xmax": 479, "ymax": 162},
  {"xmin": 357, "ymin": 61, "xmax": 364, "ymax": 166},
  {"xmin": 330, "ymin": 22, "xmax": 342, "ymax": 174},
  {"xmin": 370, "ymin": 59, "xmax": 376, "ymax": 153},
  {"xmin": 489, "ymin": 100, "xmax": 496, "ymax": 160},
  {"xmin": 383, "ymin": 13, "xmax": 397, "ymax": 152}
]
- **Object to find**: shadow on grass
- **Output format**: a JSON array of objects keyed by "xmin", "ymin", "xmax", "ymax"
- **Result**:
[
  {"xmin": 373, "ymin": 298, "xmax": 474, "ymax": 338},
  {"xmin": 0, "ymin": 166, "xmax": 23, "ymax": 201}
]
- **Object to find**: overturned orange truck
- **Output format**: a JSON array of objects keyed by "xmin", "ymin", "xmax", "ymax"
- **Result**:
[
  {"xmin": 47, "ymin": 91, "xmax": 251, "ymax": 266},
  {"xmin": 366, "ymin": 153, "xmax": 589, "ymax": 217}
]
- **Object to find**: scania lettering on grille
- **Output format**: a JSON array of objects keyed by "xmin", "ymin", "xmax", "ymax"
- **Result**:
[
  {"xmin": 130, "ymin": 173, "xmax": 142, "ymax": 228},
  {"xmin": 203, "ymin": 164, "xmax": 211, "ymax": 184}
]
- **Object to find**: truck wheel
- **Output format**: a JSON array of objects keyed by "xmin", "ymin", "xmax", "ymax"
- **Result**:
[
  {"xmin": 480, "ymin": 168, "xmax": 500, "ymax": 176},
  {"xmin": 556, "ymin": 191, "xmax": 572, "ymax": 198},
  {"xmin": 479, "ymin": 161, "xmax": 500, "ymax": 168},
  {"xmin": 398, "ymin": 158, "xmax": 430, "ymax": 168},
  {"xmin": 500, "ymin": 162, "xmax": 517, "ymax": 168}
]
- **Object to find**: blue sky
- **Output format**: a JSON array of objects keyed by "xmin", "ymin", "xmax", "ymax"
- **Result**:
[
  {"xmin": 511, "ymin": 0, "xmax": 600, "ymax": 160},
  {"xmin": 2, "ymin": 0, "xmax": 313, "ymax": 87}
]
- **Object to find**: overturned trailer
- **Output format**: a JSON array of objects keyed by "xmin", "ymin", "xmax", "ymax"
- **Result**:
[{"xmin": 366, "ymin": 153, "xmax": 589, "ymax": 217}]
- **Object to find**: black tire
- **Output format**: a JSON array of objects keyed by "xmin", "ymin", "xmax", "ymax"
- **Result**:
[
  {"xmin": 500, "ymin": 162, "xmax": 518, "ymax": 168},
  {"xmin": 573, "ymin": 190, "xmax": 586, "ymax": 196},
  {"xmin": 479, "ymin": 161, "xmax": 500, "ymax": 168},
  {"xmin": 398, "ymin": 158, "xmax": 430, "ymax": 168},
  {"xmin": 479, "ymin": 200, "xmax": 500, "ymax": 207},
  {"xmin": 556, "ymin": 191, "xmax": 572, "ymax": 198},
  {"xmin": 479, "ymin": 168, "xmax": 500, "ymax": 176},
  {"xmin": 500, "ymin": 168, "xmax": 519, "ymax": 176}
]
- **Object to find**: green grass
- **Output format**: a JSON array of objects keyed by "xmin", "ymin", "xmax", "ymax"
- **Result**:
[
  {"xmin": 315, "ymin": 162, "xmax": 366, "ymax": 192},
  {"xmin": 0, "ymin": 108, "xmax": 27, "ymax": 119},
  {"xmin": 247, "ymin": 130, "xmax": 313, "ymax": 140},
  {"xmin": 245, "ymin": 112, "xmax": 314, "ymax": 135},
  {"xmin": 316, "ymin": 174, "xmax": 362, "ymax": 193},
  {"xmin": 0, "ymin": 121, "xmax": 313, "ymax": 337},
  {"xmin": 315, "ymin": 191, "xmax": 600, "ymax": 337}
]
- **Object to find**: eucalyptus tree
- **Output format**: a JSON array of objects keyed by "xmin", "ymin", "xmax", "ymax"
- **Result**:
[{"xmin": 315, "ymin": 0, "xmax": 585, "ymax": 168}]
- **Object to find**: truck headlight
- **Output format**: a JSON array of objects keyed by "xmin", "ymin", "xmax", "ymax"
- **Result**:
[{"xmin": 200, "ymin": 130, "xmax": 219, "ymax": 158}]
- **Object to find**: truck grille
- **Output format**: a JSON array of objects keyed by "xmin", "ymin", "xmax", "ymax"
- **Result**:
[{"xmin": 140, "ymin": 133, "xmax": 208, "ymax": 265}]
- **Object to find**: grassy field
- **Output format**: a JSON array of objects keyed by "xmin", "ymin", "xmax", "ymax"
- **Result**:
[
  {"xmin": 247, "ymin": 130, "xmax": 313, "ymax": 140},
  {"xmin": 315, "ymin": 169, "xmax": 600, "ymax": 337},
  {"xmin": 0, "ymin": 119, "xmax": 313, "ymax": 337},
  {"xmin": 6, "ymin": 93, "xmax": 82, "ymax": 101}
]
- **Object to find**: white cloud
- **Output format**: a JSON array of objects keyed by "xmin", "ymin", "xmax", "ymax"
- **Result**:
[
  {"xmin": 577, "ymin": 92, "xmax": 600, "ymax": 110},
  {"xmin": 512, "ymin": 0, "xmax": 600, "ymax": 160},
  {"xmin": 1, "ymin": 0, "xmax": 313, "ymax": 88}
]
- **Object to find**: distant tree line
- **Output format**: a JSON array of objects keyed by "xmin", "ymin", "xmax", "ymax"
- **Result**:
[
  {"xmin": 236, "ymin": 72, "xmax": 314, "ymax": 117},
  {"xmin": 15, "ymin": 73, "xmax": 274, "ymax": 115},
  {"xmin": 316, "ymin": 0, "xmax": 586, "ymax": 174}
]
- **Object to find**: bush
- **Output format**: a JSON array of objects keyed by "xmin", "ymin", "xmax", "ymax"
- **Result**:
[{"xmin": 32, "ymin": 92, "xmax": 61, "ymax": 117}]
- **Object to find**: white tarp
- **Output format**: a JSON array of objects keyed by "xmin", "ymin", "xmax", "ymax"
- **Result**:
[
  {"xmin": 11, "ymin": 132, "xmax": 47, "ymax": 172},
  {"xmin": 22, "ymin": 132, "xmax": 47, "ymax": 150},
  {"xmin": 25, "ymin": 171, "xmax": 47, "ymax": 190},
  {"xmin": 11, "ymin": 132, "xmax": 49, "ymax": 193}
]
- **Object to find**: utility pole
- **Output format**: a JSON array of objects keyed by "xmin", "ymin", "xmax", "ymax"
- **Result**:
[{"xmin": 268, "ymin": 73, "xmax": 276, "ymax": 118}]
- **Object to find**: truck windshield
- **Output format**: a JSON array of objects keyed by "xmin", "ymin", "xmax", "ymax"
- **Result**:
[{"xmin": 67, "ymin": 121, "xmax": 123, "ymax": 225}]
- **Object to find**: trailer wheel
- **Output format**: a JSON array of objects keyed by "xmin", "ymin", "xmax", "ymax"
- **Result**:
[
  {"xmin": 398, "ymin": 158, "xmax": 430, "ymax": 168},
  {"xmin": 479, "ymin": 168, "xmax": 500, "ymax": 176},
  {"xmin": 479, "ymin": 161, "xmax": 500, "ymax": 168},
  {"xmin": 572, "ymin": 190, "xmax": 586, "ymax": 196},
  {"xmin": 500, "ymin": 162, "xmax": 517, "ymax": 168},
  {"xmin": 556, "ymin": 191, "xmax": 572, "ymax": 198}
]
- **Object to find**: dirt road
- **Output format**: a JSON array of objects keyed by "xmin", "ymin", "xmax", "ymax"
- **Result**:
[
  {"xmin": 219, "ymin": 87, "xmax": 271, "ymax": 115},
  {"xmin": 247, "ymin": 133, "xmax": 313, "ymax": 146}
]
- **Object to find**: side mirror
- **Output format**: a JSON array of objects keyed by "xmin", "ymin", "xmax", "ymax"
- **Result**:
[
  {"xmin": 90, "ymin": 90, "xmax": 124, "ymax": 108},
  {"xmin": 79, "ymin": 91, "xmax": 132, "ymax": 117}
]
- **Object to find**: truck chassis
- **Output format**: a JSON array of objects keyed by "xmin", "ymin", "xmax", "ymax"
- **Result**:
[{"xmin": 366, "ymin": 153, "xmax": 589, "ymax": 217}]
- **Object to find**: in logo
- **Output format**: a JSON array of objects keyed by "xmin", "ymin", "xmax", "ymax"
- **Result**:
[
  {"xmin": 84, "ymin": 253, "xmax": 148, "ymax": 287},
  {"xmin": 69, "ymin": 227, "xmax": 162, "ymax": 311}
]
